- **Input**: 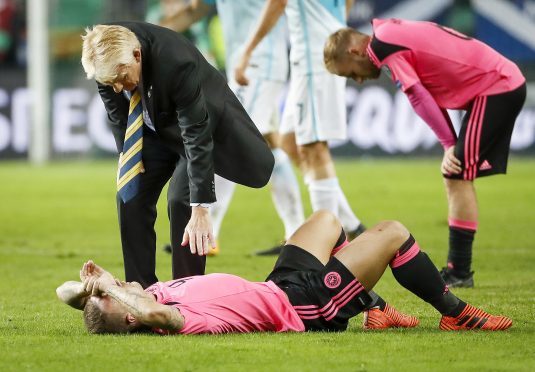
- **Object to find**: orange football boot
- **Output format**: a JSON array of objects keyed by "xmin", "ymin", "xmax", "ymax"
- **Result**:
[
  {"xmin": 439, "ymin": 304, "xmax": 512, "ymax": 331},
  {"xmin": 363, "ymin": 304, "xmax": 420, "ymax": 330}
]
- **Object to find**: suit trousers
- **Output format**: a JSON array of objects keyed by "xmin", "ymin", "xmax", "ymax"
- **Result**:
[{"xmin": 117, "ymin": 128, "xmax": 206, "ymax": 288}]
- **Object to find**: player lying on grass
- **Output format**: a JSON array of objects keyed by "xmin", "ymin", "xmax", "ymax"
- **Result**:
[{"xmin": 57, "ymin": 211, "xmax": 512, "ymax": 334}]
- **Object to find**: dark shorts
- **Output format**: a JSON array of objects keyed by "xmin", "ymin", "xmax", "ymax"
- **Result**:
[
  {"xmin": 266, "ymin": 245, "xmax": 372, "ymax": 332},
  {"xmin": 446, "ymin": 83, "xmax": 526, "ymax": 181}
]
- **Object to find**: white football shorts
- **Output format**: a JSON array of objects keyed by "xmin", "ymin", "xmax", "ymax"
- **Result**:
[
  {"xmin": 280, "ymin": 72, "xmax": 347, "ymax": 145},
  {"xmin": 228, "ymin": 79, "xmax": 286, "ymax": 135}
]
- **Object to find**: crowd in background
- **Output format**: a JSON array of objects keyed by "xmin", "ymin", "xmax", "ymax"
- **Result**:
[
  {"xmin": 0, "ymin": 0, "xmax": 25, "ymax": 66},
  {"xmin": 1, "ymin": 0, "xmax": 534, "ymax": 73}
]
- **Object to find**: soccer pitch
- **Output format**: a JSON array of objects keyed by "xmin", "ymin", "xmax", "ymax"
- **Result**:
[{"xmin": 1, "ymin": 158, "xmax": 534, "ymax": 371}]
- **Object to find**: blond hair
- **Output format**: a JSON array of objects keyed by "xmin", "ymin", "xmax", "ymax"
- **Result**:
[
  {"xmin": 83, "ymin": 299, "xmax": 109, "ymax": 334},
  {"xmin": 81, "ymin": 25, "xmax": 140, "ymax": 84},
  {"xmin": 324, "ymin": 28, "xmax": 363, "ymax": 74},
  {"xmin": 83, "ymin": 298, "xmax": 131, "ymax": 334}
]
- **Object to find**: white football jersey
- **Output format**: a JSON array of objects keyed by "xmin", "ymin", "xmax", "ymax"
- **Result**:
[
  {"xmin": 285, "ymin": 0, "xmax": 346, "ymax": 75},
  {"xmin": 204, "ymin": 0, "xmax": 289, "ymax": 82}
]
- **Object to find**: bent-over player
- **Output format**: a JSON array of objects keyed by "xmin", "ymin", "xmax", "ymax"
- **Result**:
[{"xmin": 324, "ymin": 19, "xmax": 526, "ymax": 287}]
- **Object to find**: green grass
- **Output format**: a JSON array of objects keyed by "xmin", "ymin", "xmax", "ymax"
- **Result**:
[{"xmin": 1, "ymin": 158, "xmax": 534, "ymax": 371}]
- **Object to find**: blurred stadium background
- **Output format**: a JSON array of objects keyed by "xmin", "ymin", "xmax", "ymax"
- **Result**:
[
  {"xmin": 1, "ymin": 2, "xmax": 534, "ymax": 370},
  {"xmin": 0, "ymin": 0, "xmax": 534, "ymax": 162}
]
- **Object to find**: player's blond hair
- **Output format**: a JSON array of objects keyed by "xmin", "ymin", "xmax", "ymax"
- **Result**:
[
  {"xmin": 83, "ymin": 299, "xmax": 131, "ymax": 334},
  {"xmin": 324, "ymin": 28, "xmax": 364, "ymax": 74},
  {"xmin": 81, "ymin": 25, "xmax": 140, "ymax": 84}
]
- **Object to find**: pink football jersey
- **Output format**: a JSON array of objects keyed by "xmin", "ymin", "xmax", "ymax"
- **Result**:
[
  {"xmin": 367, "ymin": 18, "xmax": 525, "ymax": 109},
  {"xmin": 146, "ymin": 273, "xmax": 305, "ymax": 335}
]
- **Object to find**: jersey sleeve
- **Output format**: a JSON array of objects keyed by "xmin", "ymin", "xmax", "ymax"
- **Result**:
[
  {"xmin": 405, "ymin": 83, "xmax": 457, "ymax": 149},
  {"xmin": 382, "ymin": 54, "xmax": 420, "ymax": 92}
]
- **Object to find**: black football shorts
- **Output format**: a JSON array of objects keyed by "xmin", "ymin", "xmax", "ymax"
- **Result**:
[
  {"xmin": 266, "ymin": 244, "xmax": 372, "ymax": 332},
  {"xmin": 446, "ymin": 83, "xmax": 526, "ymax": 181}
]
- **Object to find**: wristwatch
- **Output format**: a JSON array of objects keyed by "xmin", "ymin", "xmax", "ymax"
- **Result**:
[{"xmin": 190, "ymin": 203, "xmax": 212, "ymax": 208}]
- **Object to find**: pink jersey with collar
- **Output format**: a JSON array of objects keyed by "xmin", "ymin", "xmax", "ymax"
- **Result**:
[
  {"xmin": 145, "ymin": 273, "xmax": 305, "ymax": 335},
  {"xmin": 367, "ymin": 18, "xmax": 525, "ymax": 109}
]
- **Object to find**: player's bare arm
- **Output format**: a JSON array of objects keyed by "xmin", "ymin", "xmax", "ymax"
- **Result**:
[
  {"xmin": 56, "ymin": 281, "xmax": 90, "ymax": 310},
  {"xmin": 160, "ymin": 0, "xmax": 212, "ymax": 33},
  {"xmin": 105, "ymin": 284, "xmax": 185, "ymax": 331},
  {"xmin": 235, "ymin": 0, "xmax": 287, "ymax": 85},
  {"xmin": 57, "ymin": 260, "xmax": 117, "ymax": 309},
  {"xmin": 80, "ymin": 260, "xmax": 185, "ymax": 330}
]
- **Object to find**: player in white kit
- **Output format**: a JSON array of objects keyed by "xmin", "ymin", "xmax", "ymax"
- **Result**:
[
  {"xmin": 161, "ymin": 0, "xmax": 305, "ymax": 254},
  {"xmin": 235, "ymin": 0, "xmax": 365, "ymax": 241}
]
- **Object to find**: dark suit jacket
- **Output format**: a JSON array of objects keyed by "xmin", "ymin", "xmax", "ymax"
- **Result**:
[{"xmin": 97, "ymin": 21, "xmax": 274, "ymax": 203}]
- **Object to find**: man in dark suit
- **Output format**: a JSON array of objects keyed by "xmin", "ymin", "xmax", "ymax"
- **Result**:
[{"xmin": 81, "ymin": 22, "xmax": 274, "ymax": 288}]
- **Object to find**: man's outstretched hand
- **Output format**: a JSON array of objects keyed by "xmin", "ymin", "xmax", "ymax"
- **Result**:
[{"xmin": 181, "ymin": 206, "xmax": 215, "ymax": 256}]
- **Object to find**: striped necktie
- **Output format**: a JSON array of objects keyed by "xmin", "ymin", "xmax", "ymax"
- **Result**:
[{"xmin": 117, "ymin": 90, "xmax": 145, "ymax": 203}]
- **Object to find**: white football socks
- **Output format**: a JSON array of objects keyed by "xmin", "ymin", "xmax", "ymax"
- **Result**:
[
  {"xmin": 308, "ymin": 177, "xmax": 361, "ymax": 231},
  {"xmin": 210, "ymin": 174, "xmax": 236, "ymax": 238},
  {"xmin": 308, "ymin": 177, "xmax": 340, "ymax": 214},
  {"xmin": 337, "ymin": 188, "xmax": 361, "ymax": 231},
  {"xmin": 270, "ymin": 148, "xmax": 305, "ymax": 239}
]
